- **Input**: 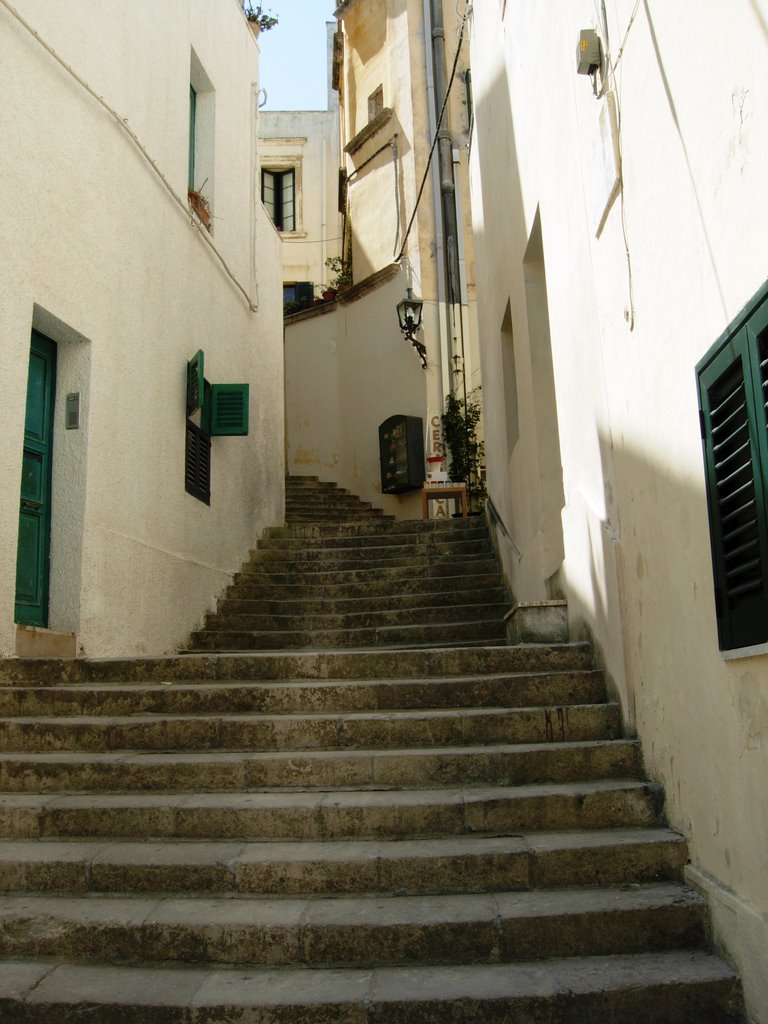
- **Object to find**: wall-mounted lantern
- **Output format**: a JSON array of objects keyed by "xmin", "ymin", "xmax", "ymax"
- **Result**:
[{"xmin": 396, "ymin": 288, "xmax": 427, "ymax": 368}]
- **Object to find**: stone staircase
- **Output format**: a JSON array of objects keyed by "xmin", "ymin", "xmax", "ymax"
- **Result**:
[
  {"xmin": 0, "ymin": 477, "xmax": 745, "ymax": 1021},
  {"xmin": 189, "ymin": 477, "xmax": 507, "ymax": 652}
]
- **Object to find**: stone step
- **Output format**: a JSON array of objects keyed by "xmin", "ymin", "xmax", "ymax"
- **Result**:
[
  {"xmin": 0, "ymin": 670, "xmax": 608, "ymax": 718},
  {"xmin": 0, "ymin": 884, "xmax": 707, "ymax": 968},
  {"xmin": 204, "ymin": 601, "xmax": 509, "ymax": 633},
  {"xmin": 0, "ymin": 780, "xmax": 662, "ymax": 841},
  {"xmin": 231, "ymin": 561, "xmax": 501, "ymax": 585},
  {"xmin": 0, "ymin": 739, "xmax": 641, "ymax": 792},
  {"xmin": 0, "ymin": 704, "xmax": 621, "ymax": 754},
  {"xmin": 214, "ymin": 585, "xmax": 507, "ymax": 617},
  {"xmin": 243, "ymin": 553, "xmax": 496, "ymax": 575},
  {"xmin": 188, "ymin": 619, "xmax": 508, "ymax": 652},
  {"xmin": 227, "ymin": 572, "xmax": 506, "ymax": 601},
  {"xmin": 0, "ymin": 700, "xmax": 622, "ymax": 757},
  {"xmin": 251, "ymin": 538, "xmax": 494, "ymax": 562},
  {"xmin": 267, "ymin": 517, "xmax": 483, "ymax": 538},
  {"xmin": 0, "ymin": 828, "xmax": 688, "ymax": 896},
  {"xmin": 0, "ymin": 644, "xmax": 594, "ymax": 685},
  {"xmin": 0, "ymin": 950, "xmax": 741, "ymax": 1023},
  {"xmin": 259, "ymin": 523, "xmax": 491, "ymax": 549}
]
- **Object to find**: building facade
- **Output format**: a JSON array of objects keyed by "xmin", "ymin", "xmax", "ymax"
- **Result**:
[
  {"xmin": 467, "ymin": 2, "xmax": 768, "ymax": 1018},
  {"xmin": 284, "ymin": 0, "xmax": 482, "ymax": 519},
  {"xmin": 1, "ymin": 0, "xmax": 284, "ymax": 659},
  {"xmin": 259, "ymin": 22, "xmax": 343, "ymax": 310}
]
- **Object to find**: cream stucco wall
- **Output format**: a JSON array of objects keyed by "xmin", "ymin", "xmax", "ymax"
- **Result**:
[
  {"xmin": 0, "ymin": 0, "xmax": 284, "ymax": 658},
  {"xmin": 285, "ymin": 267, "xmax": 433, "ymax": 519},
  {"xmin": 468, "ymin": 1, "xmax": 768, "ymax": 1018}
]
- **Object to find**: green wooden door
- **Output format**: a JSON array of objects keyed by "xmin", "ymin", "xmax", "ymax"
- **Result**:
[{"xmin": 15, "ymin": 332, "xmax": 57, "ymax": 627}]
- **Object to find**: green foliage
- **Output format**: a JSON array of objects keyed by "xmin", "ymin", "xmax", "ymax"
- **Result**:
[
  {"xmin": 325, "ymin": 255, "xmax": 352, "ymax": 292},
  {"xmin": 441, "ymin": 388, "xmax": 486, "ymax": 510},
  {"xmin": 244, "ymin": 3, "xmax": 278, "ymax": 31}
]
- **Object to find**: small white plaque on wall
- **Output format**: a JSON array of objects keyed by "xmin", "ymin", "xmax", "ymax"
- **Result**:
[{"xmin": 587, "ymin": 91, "xmax": 620, "ymax": 237}]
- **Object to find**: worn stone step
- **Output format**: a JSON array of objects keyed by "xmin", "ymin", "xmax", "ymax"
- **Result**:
[
  {"xmin": 204, "ymin": 601, "xmax": 509, "ymax": 633},
  {"xmin": 0, "ymin": 644, "xmax": 594, "ymax": 685},
  {"xmin": 0, "ymin": 950, "xmax": 743, "ymax": 1023},
  {"xmin": 11, "ymin": 706, "xmax": 561, "ymax": 753},
  {"xmin": 0, "ymin": 670, "xmax": 607, "ymax": 718},
  {"xmin": 215, "ymin": 586, "xmax": 507, "ymax": 617},
  {"xmin": 267, "ymin": 517, "xmax": 483, "ymax": 539},
  {"xmin": 0, "ymin": 703, "xmax": 620, "ymax": 754},
  {"xmin": 258, "ymin": 524, "xmax": 491, "ymax": 550},
  {"xmin": 0, "ymin": 780, "xmax": 662, "ymax": 841},
  {"xmin": 250, "ymin": 539, "xmax": 494, "ymax": 564},
  {"xmin": 227, "ymin": 571, "xmax": 506, "ymax": 601},
  {"xmin": 0, "ymin": 950, "xmax": 742, "ymax": 1023},
  {"xmin": 0, "ymin": 738, "xmax": 641, "ymax": 792},
  {"xmin": 0, "ymin": 828, "xmax": 688, "ymax": 896},
  {"xmin": 234, "ymin": 557, "xmax": 501, "ymax": 582},
  {"xmin": 188, "ymin": 619, "xmax": 507, "ymax": 652},
  {"xmin": 0, "ymin": 884, "xmax": 708, "ymax": 968},
  {"xmin": 242, "ymin": 553, "xmax": 496, "ymax": 575}
]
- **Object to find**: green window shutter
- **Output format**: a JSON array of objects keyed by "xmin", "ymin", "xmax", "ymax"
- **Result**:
[
  {"xmin": 185, "ymin": 419, "xmax": 211, "ymax": 504},
  {"xmin": 210, "ymin": 383, "xmax": 249, "ymax": 436},
  {"xmin": 698, "ymin": 291, "xmax": 768, "ymax": 649},
  {"xmin": 296, "ymin": 282, "xmax": 314, "ymax": 304},
  {"xmin": 186, "ymin": 350, "xmax": 205, "ymax": 416}
]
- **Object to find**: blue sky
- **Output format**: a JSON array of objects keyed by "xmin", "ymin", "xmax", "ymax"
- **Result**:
[{"xmin": 257, "ymin": 1, "xmax": 337, "ymax": 111}]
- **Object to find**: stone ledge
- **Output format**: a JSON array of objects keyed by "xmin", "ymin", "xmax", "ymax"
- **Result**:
[
  {"xmin": 337, "ymin": 262, "xmax": 401, "ymax": 305},
  {"xmin": 16, "ymin": 625, "xmax": 77, "ymax": 660},
  {"xmin": 284, "ymin": 299, "xmax": 337, "ymax": 326},
  {"xmin": 346, "ymin": 107, "xmax": 394, "ymax": 156},
  {"xmin": 505, "ymin": 600, "xmax": 568, "ymax": 645}
]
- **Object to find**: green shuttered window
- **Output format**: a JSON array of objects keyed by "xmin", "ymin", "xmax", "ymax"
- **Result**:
[
  {"xmin": 185, "ymin": 420, "xmax": 211, "ymax": 505},
  {"xmin": 184, "ymin": 351, "xmax": 249, "ymax": 504},
  {"xmin": 211, "ymin": 384, "xmax": 249, "ymax": 436},
  {"xmin": 697, "ymin": 281, "xmax": 768, "ymax": 650}
]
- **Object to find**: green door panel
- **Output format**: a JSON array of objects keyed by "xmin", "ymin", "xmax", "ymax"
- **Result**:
[{"xmin": 15, "ymin": 332, "xmax": 56, "ymax": 627}]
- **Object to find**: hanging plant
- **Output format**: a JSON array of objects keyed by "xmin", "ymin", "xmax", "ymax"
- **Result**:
[{"xmin": 441, "ymin": 387, "xmax": 486, "ymax": 511}]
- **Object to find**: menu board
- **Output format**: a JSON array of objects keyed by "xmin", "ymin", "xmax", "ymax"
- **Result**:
[{"xmin": 379, "ymin": 416, "xmax": 425, "ymax": 494}]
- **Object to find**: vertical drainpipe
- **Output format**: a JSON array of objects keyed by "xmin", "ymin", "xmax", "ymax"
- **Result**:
[
  {"xmin": 429, "ymin": 0, "xmax": 462, "ymax": 308},
  {"xmin": 428, "ymin": 0, "xmax": 467, "ymax": 415},
  {"xmin": 422, "ymin": 0, "xmax": 451, "ymax": 409}
]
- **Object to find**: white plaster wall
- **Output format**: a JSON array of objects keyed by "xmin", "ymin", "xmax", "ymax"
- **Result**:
[
  {"xmin": 0, "ymin": 0, "xmax": 284, "ymax": 658},
  {"xmin": 285, "ymin": 268, "xmax": 431, "ymax": 519},
  {"xmin": 468, "ymin": 1, "xmax": 768, "ymax": 1017}
]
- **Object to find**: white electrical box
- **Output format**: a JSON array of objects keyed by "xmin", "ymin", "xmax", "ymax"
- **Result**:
[{"xmin": 577, "ymin": 29, "xmax": 602, "ymax": 75}]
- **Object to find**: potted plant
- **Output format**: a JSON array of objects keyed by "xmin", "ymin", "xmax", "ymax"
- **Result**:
[
  {"xmin": 325, "ymin": 255, "xmax": 352, "ymax": 293},
  {"xmin": 441, "ymin": 387, "xmax": 486, "ymax": 512},
  {"xmin": 243, "ymin": 3, "xmax": 278, "ymax": 34}
]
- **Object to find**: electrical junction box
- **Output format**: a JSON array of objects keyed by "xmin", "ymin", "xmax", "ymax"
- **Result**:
[{"xmin": 577, "ymin": 29, "xmax": 602, "ymax": 75}]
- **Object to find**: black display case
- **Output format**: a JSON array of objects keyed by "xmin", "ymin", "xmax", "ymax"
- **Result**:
[{"xmin": 379, "ymin": 415, "xmax": 425, "ymax": 494}]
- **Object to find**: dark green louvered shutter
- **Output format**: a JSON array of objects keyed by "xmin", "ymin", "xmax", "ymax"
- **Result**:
[
  {"xmin": 187, "ymin": 350, "xmax": 204, "ymax": 416},
  {"xmin": 210, "ymin": 384, "xmax": 249, "ymax": 436},
  {"xmin": 698, "ymin": 289, "xmax": 768, "ymax": 649},
  {"xmin": 185, "ymin": 419, "xmax": 211, "ymax": 505},
  {"xmin": 296, "ymin": 282, "xmax": 314, "ymax": 304}
]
